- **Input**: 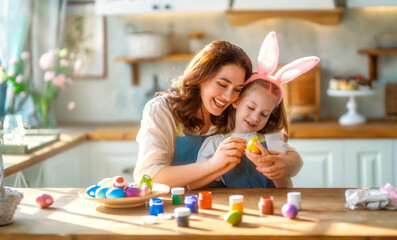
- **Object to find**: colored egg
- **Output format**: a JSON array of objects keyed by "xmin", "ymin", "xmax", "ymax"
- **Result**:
[
  {"xmin": 112, "ymin": 176, "xmax": 127, "ymax": 188},
  {"xmin": 98, "ymin": 178, "xmax": 113, "ymax": 188},
  {"xmin": 247, "ymin": 137, "xmax": 261, "ymax": 154},
  {"xmin": 282, "ymin": 203, "xmax": 298, "ymax": 219},
  {"xmin": 86, "ymin": 185, "xmax": 100, "ymax": 197},
  {"xmin": 95, "ymin": 187, "xmax": 110, "ymax": 199},
  {"xmin": 141, "ymin": 185, "xmax": 151, "ymax": 196},
  {"xmin": 106, "ymin": 187, "xmax": 126, "ymax": 199},
  {"xmin": 36, "ymin": 193, "xmax": 54, "ymax": 208},
  {"xmin": 125, "ymin": 186, "xmax": 143, "ymax": 197},
  {"xmin": 224, "ymin": 211, "xmax": 242, "ymax": 226},
  {"xmin": 139, "ymin": 174, "xmax": 153, "ymax": 190}
]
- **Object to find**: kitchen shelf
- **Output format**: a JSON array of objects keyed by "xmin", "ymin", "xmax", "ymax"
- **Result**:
[
  {"xmin": 358, "ymin": 48, "xmax": 397, "ymax": 80},
  {"xmin": 115, "ymin": 53, "xmax": 194, "ymax": 85},
  {"xmin": 226, "ymin": 8, "xmax": 344, "ymax": 26}
]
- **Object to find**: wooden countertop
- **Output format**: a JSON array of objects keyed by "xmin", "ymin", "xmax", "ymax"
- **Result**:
[{"xmin": 2, "ymin": 188, "xmax": 397, "ymax": 240}]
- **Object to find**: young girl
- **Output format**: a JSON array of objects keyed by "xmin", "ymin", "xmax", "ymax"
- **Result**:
[{"xmin": 188, "ymin": 31, "xmax": 319, "ymax": 189}]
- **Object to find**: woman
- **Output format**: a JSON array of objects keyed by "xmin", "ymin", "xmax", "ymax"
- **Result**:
[{"xmin": 133, "ymin": 40, "xmax": 301, "ymax": 188}]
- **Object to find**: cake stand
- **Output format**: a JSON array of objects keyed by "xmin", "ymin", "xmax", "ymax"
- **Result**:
[{"xmin": 327, "ymin": 89, "xmax": 376, "ymax": 125}]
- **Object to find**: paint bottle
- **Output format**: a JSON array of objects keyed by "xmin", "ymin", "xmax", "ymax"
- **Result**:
[
  {"xmin": 149, "ymin": 198, "xmax": 164, "ymax": 216},
  {"xmin": 229, "ymin": 195, "xmax": 244, "ymax": 213},
  {"xmin": 171, "ymin": 187, "xmax": 185, "ymax": 205},
  {"xmin": 184, "ymin": 195, "xmax": 198, "ymax": 214},
  {"xmin": 258, "ymin": 196, "xmax": 274, "ymax": 215},
  {"xmin": 198, "ymin": 191, "xmax": 212, "ymax": 209},
  {"xmin": 174, "ymin": 207, "xmax": 190, "ymax": 227},
  {"xmin": 287, "ymin": 192, "xmax": 301, "ymax": 210}
]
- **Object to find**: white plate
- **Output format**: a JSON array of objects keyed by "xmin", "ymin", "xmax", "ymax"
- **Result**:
[{"xmin": 78, "ymin": 183, "xmax": 170, "ymax": 208}]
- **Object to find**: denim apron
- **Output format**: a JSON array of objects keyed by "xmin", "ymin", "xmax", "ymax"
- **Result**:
[
  {"xmin": 171, "ymin": 123, "xmax": 226, "ymax": 188},
  {"xmin": 223, "ymin": 132, "xmax": 275, "ymax": 188}
]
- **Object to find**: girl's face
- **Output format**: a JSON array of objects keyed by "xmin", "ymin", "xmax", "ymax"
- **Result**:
[
  {"xmin": 200, "ymin": 64, "xmax": 245, "ymax": 117},
  {"xmin": 232, "ymin": 85, "xmax": 278, "ymax": 134}
]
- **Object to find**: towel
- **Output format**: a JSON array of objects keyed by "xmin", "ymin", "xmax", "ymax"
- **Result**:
[{"xmin": 345, "ymin": 183, "xmax": 397, "ymax": 210}]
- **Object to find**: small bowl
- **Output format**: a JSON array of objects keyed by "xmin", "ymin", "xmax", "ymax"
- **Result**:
[{"xmin": 376, "ymin": 34, "xmax": 397, "ymax": 49}]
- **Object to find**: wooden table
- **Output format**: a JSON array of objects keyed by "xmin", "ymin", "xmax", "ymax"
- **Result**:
[{"xmin": 1, "ymin": 188, "xmax": 396, "ymax": 240}]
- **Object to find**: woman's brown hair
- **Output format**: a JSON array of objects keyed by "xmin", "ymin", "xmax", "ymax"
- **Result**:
[
  {"xmin": 226, "ymin": 79, "xmax": 289, "ymax": 139},
  {"xmin": 160, "ymin": 40, "xmax": 252, "ymax": 134}
]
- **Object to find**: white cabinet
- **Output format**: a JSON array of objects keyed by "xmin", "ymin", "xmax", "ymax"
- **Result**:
[
  {"xmin": 288, "ymin": 139, "xmax": 344, "ymax": 188},
  {"xmin": 95, "ymin": 0, "xmax": 229, "ymax": 15},
  {"xmin": 289, "ymin": 138, "xmax": 396, "ymax": 188},
  {"xmin": 87, "ymin": 141, "xmax": 138, "ymax": 183}
]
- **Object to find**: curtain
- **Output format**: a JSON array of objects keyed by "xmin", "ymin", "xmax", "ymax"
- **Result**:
[{"xmin": 0, "ymin": 0, "xmax": 66, "ymax": 126}]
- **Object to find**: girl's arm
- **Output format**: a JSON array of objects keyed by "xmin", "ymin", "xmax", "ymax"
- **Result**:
[{"xmin": 187, "ymin": 162, "xmax": 238, "ymax": 190}]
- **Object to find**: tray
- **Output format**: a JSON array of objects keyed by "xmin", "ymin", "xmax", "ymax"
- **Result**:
[{"xmin": 0, "ymin": 129, "xmax": 60, "ymax": 154}]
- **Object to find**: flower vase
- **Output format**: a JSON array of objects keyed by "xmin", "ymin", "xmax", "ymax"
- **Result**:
[{"xmin": 37, "ymin": 99, "xmax": 56, "ymax": 128}]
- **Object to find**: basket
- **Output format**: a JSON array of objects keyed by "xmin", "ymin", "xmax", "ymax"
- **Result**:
[
  {"xmin": 385, "ymin": 82, "xmax": 397, "ymax": 120},
  {"xmin": 0, "ymin": 152, "xmax": 24, "ymax": 226}
]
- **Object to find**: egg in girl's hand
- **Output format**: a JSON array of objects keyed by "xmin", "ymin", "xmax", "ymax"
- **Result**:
[
  {"xmin": 112, "ymin": 176, "xmax": 127, "ymax": 189},
  {"xmin": 125, "ymin": 186, "xmax": 144, "ymax": 197},
  {"xmin": 98, "ymin": 178, "xmax": 113, "ymax": 188},
  {"xmin": 247, "ymin": 137, "xmax": 261, "ymax": 154},
  {"xmin": 106, "ymin": 188, "xmax": 126, "ymax": 199},
  {"xmin": 36, "ymin": 193, "xmax": 54, "ymax": 208}
]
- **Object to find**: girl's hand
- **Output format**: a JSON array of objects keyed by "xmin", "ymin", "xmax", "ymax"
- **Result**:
[
  {"xmin": 208, "ymin": 136, "xmax": 246, "ymax": 171},
  {"xmin": 245, "ymin": 141, "xmax": 294, "ymax": 180}
]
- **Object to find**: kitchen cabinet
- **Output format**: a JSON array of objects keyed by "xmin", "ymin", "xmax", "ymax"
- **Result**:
[
  {"xmin": 95, "ymin": 0, "xmax": 229, "ymax": 15},
  {"xmin": 289, "ymin": 138, "xmax": 396, "ymax": 188}
]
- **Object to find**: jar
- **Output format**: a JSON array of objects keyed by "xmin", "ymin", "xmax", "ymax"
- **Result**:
[
  {"xmin": 198, "ymin": 191, "xmax": 212, "ymax": 209},
  {"xmin": 229, "ymin": 195, "xmax": 244, "ymax": 213}
]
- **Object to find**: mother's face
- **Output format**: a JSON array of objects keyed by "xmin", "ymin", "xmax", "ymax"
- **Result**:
[{"xmin": 200, "ymin": 64, "xmax": 246, "ymax": 116}]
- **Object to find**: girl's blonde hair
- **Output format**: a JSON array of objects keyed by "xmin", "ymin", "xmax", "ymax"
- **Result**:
[
  {"xmin": 159, "ymin": 40, "xmax": 252, "ymax": 134},
  {"xmin": 227, "ymin": 79, "xmax": 289, "ymax": 139}
]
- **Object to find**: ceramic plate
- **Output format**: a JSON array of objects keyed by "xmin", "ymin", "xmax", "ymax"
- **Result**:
[{"xmin": 78, "ymin": 183, "xmax": 170, "ymax": 208}]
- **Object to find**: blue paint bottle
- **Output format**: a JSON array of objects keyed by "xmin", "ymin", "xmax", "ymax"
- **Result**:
[{"xmin": 149, "ymin": 198, "xmax": 164, "ymax": 216}]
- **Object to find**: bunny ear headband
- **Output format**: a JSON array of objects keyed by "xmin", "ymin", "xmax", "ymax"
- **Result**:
[{"xmin": 245, "ymin": 31, "xmax": 320, "ymax": 105}]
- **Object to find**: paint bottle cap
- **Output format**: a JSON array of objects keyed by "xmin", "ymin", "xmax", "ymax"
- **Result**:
[
  {"xmin": 149, "ymin": 198, "xmax": 163, "ymax": 206},
  {"xmin": 140, "ymin": 215, "xmax": 157, "ymax": 225},
  {"xmin": 158, "ymin": 213, "xmax": 173, "ymax": 220},
  {"xmin": 229, "ymin": 195, "xmax": 244, "ymax": 204},
  {"xmin": 171, "ymin": 187, "xmax": 185, "ymax": 195},
  {"xmin": 287, "ymin": 192, "xmax": 301, "ymax": 210},
  {"xmin": 174, "ymin": 207, "xmax": 191, "ymax": 217}
]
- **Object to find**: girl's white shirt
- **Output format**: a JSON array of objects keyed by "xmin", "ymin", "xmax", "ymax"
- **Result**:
[{"xmin": 133, "ymin": 96, "xmax": 219, "ymax": 182}]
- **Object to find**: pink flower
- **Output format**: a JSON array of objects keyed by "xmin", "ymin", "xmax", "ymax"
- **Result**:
[
  {"xmin": 7, "ymin": 69, "xmax": 15, "ymax": 77},
  {"xmin": 67, "ymin": 101, "xmax": 76, "ymax": 111},
  {"xmin": 53, "ymin": 74, "xmax": 66, "ymax": 89},
  {"xmin": 8, "ymin": 58, "xmax": 18, "ymax": 65},
  {"xmin": 39, "ymin": 50, "xmax": 55, "ymax": 70},
  {"xmin": 21, "ymin": 51, "xmax": 30, "ymax": 60},
  {"xmin": 44, "ymin": 71, "xmax": 55, "ymax": 82},
  {"xmin": 59, "ymin": 59, "xmax": 69, "ymax": 67},
  {"xmin": 7, "ymin": 88, "xmax": 14, "ymax": 97},
  {"xmin": 16, "ymin": 74, "xmax": 23, "ymax": 83}
]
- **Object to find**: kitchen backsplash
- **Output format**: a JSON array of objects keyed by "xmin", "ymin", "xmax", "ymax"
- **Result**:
[{"xmin": 55, "ymin": 7, "xmax": 397, "ymax": 123}]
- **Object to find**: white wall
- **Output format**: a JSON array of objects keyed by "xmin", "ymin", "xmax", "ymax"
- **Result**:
[{"xmin": 54, "ymin": 8, "xmax": 397, "ymax": 123}]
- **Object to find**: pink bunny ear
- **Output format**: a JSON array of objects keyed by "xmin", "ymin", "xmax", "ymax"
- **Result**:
[
  {"xmin": 257, "ymin": 31, "xmax": 279, "ymax": 77},
  {"xmin": 274, "ymin": 56, "xmax": 320, "ymax": 84}
]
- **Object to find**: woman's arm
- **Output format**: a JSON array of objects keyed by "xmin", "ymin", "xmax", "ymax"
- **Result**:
[
  {"xmin": 272, "ymin": 177, "xmax": 293, "ymax": 188},
  {"xmin": 187, "ymin": 162, "xmax": 237, "ymax": 190}
]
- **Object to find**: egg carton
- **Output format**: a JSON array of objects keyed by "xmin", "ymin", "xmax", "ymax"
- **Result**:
[{"xmin": 0, "ymin": 187, "xmax": 23, "ymax": 226}]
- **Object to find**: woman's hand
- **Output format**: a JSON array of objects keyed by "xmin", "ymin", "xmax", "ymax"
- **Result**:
[
  {"xmin": 207, "ymin": 136, "xmax": 246, "ymax": 172},
  {"xmin": 245, "ymin": 141, "xmax": 299, "ymax": 180}
]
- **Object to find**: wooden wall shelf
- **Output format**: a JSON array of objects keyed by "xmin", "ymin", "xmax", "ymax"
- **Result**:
[
  {"xmin": 226, "ymin": 8, "xmax": 344, "ymax": 26},
  {"xmin": 115, "ymin": 53, "xmax": 194, "ymax": 85},
  {"xmin": 358, "ymin": 48, "xmax": 397, "ymax": 80}
]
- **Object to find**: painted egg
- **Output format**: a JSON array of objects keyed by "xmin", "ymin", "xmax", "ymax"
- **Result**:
[
  {"xmin": 125, "ymin": 186, "xmax": 143, "ymax": 197},
  {"xmin": 98, "ymin": 178, "xmax": 113, "ymax": 188},
  {"xmin": 86, "ymin": 185, "xmax": 100, "ymax": 197},
  {"xmin": 106, "ymin": 187, "xmax": 126, "ymax": 199},
  {"xmin": 36, "ymin": 193, "xmax": 54, "ymax": 208},
  {"xmin": 247, "ymin": 137, "xmax": 261, "ymax": 154},
  {"xmin": 95, "ymin": 187, "xmax": 110, "ymax": 199},
  {"xmin": 224, "ymin": 211, "xmax": 242, "ymax": 226},
  {"xmin": 282, "ymin": 203, "xmax": 298, "ymax": 219},
  {"xmin": 112, "ymin": 176, "xmax": 127, "ymax": 188},
  {"xmin": 141, "ymin": 184, "xmax": 151, "ymax": 196},
  {"xmin": 139, "ymin": 174, "xmax": 153, "ymax": 190}
]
